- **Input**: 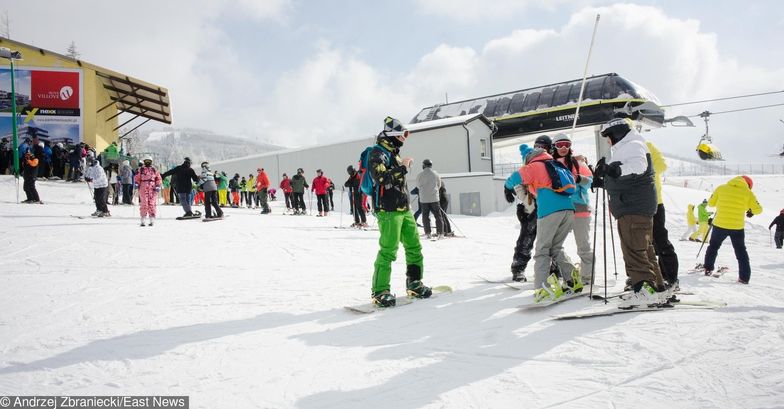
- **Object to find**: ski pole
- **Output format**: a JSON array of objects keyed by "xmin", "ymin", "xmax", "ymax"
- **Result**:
[
  {"xmin": 605, "ymin": 189, "xmax": 618, "ymax": 280},
  {"xmin": 308, "ymin": 190, "xmax": 313, "ymax": 215},
  {"xmin": 85, "ymin": 180, "xmax": 94, "ymax": 199},
  {"xmin": 339, "ymin": 188, "xmax": 344, "ymax": 228},
  {"xmin": 439, "ymin": 206, "xmax": 465, "ymax": 238},
  {"xmin": 601, "ymin": 184, "xmax": 608, "ymax": 301},
  {"xmin": 589, "ymin": 187, "xmax": 600, "ymax": 300},
  {"xmin": 696, "ymin": 223, "xmax": 714, "ymax": 258}
]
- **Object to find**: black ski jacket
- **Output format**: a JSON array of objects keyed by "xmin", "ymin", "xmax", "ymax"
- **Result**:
[
  {"xmin": 770, "ymin": 215, "xmax": 784, "ymax": 231},
  {"xmin": 369, "ymin": 140, "xmax": 410, "ymax": 212},
  {"xmin": 161, "ymin": 164, "xmax": 199, "ymax": 194}
]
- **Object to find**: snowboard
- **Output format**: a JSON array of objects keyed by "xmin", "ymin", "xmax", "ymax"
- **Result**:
[
  {"xmin": 552, "ymin": 300, "xmax": 727, "ymax": 320},
  {"xmin": 519, "ymin": 291, "xmax": 588, "ymax": 310},
  {"xmin": 202, "ymin": 215, "xmax": 228, "ymax": 222},
  {"xmin": 476, "ymin": 275, "xmax": 531, "ymax": 291},
  {"xmin": 344, "ymin": 285, "xmax": 452, "ymax": 314},
  {"xmin": 176, "ymin": 211, "xmax": 202, "ymax": 220}
]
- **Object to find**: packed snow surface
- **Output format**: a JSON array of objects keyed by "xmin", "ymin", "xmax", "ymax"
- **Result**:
[{"xmin": 1, "ymin": 175, "xmax": 783, "ymax": 408}]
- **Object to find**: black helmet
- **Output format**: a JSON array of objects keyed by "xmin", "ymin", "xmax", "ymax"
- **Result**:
[
  {"xmin": 534, "ymin": 135, "xmax": 553, "ymax": 152},
  {"xmin": 422, "ymin": 159, "xmax": 433, "ymax": 168},
  {"xmin": 347, "ymin": 165, "xmax": 355, "ymax": 174},
  {"xmin": 600, "ymin": 118, "xmax": 631, "ymax": 145},
  {"xmin": 183, "ymin": 157, "xmax": 192, "ymax": 165},
  {"xmin": 297, "ymin": 167, "xmax": 304, "ymax": 174}
]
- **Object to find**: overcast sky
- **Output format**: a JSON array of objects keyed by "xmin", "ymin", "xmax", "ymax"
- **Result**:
[{"xmin": 4, "ymin": 1, "xmax": 784, "ymax": 161}]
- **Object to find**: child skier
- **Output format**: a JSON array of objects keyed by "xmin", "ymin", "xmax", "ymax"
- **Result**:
[
  {"xmin": 134, "ymin": 155, "xmax": 163, "ymax": 226},
  {"xmin": 690, "ymin": 199, "xmax": 713, "ymax": 242},
  {"xmin": 84, "ymin": 158, "xmax": 110, "ymax": 217},
  {"xmin": 682, "ymin": 204, "xmax": 697, "ymax": 241}
]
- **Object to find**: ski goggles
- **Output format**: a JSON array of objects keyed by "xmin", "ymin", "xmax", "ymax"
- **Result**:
[
  {"xmin": 554, "ymin": 141, "xmax": 572, "ymax": 149},
  {"xmin": 385, "ymin": 130, "xmax": 410, "ymax": 139}
]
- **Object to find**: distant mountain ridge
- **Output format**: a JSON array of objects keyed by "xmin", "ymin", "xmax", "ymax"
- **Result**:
[{"xmin": 134, "ymin": 128, "xmax": 284, "ymax": 166}]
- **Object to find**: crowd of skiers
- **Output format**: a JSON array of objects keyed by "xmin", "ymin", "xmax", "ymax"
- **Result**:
[{"xmin": 497, "ymin": 116, "xmax": 765, "ymax": 309}]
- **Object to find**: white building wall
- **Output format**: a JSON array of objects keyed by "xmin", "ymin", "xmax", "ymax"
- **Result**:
[{"xmin": 214, "ymin": 115, "xmax": 498, "ymax": 215}]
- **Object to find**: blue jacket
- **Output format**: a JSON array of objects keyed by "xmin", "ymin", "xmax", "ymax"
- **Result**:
[{"xmin": 520, "ymin": 152, "xmax": 575, "ymax": 219}]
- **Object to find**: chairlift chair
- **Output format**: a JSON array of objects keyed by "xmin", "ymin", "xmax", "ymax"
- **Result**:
[{"xmin": 696, "ymin": 111, "xmax": 723, "ymax": 160}]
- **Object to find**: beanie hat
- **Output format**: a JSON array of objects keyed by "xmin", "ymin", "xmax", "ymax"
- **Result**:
[
  {"xmin": 741, "ymin": 175, "xmax": 753, "ymax": 189},
  {"xmin": 525, "ymin": 147, "xmax": 544, "ymax": 165},
  {"xmin": 519, "ymin": 144, "xmax": 532, "ymax": 161},
  {"xmin": 422, "ymin": 159, "xmax": 433, "ymax": 168}
]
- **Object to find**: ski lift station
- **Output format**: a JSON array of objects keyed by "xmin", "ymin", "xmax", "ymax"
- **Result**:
[
  {"xmin": 216, "ymin": 73, "xmax": 669, "ymax": 216},
  {"xmin": 0, "ymin": 37, "xmax": 171, "ymax": 151}
]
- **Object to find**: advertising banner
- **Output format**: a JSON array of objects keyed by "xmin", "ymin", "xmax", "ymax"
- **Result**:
[{"xmin": 0, "ymin": 66, "xmax": 83, "ymax": 145}]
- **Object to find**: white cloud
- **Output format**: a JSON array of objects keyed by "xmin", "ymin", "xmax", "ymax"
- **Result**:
[
  {"xmin": 4, "ymin": 2, "xmax": 783, "ymax": 161},
  {"xmin": 413, "ymin": 0, "xmax": 574, "ymax": 22}
]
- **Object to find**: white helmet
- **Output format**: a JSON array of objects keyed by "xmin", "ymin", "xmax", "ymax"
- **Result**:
[{"xmin": 142, "ymin": 154, "xmax": 153, "ymax": 162}]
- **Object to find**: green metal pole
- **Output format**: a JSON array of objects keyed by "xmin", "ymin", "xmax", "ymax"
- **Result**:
[{"xmin": 10, "ymin": 57, "xmax": 19, "ymax": 178}]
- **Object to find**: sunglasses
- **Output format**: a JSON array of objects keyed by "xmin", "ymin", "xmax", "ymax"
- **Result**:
[{"xmin": 554, "ymin": 141, "xmax": 572, "ymax": 149}]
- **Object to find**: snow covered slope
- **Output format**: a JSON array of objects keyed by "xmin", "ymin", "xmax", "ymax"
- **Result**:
[{"xmin": 1, "ymin": 175, "xmax": 783, "ymax": 408}]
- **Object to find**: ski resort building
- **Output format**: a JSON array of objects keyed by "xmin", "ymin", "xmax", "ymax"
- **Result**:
[
  {"xmin": 0, "ymin": 37, "xmax": 171, "ymax": 151},
  {"xmin": 214, "ymin": 114, "xmax": 497, "ymax": 216}
]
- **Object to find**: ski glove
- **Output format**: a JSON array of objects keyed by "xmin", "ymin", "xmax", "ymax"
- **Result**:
[
  {"xmin": 708, "ymin": 217, "xmax": 713, "ymax": 225},
  {"xmin": 504, "ymin": 187, "xmax": 516, "ymax": 203},
  {"xmin": 606, "ymin": 162, "xmax": 622, "ymax": 178},
  {"xmin": 746, "ymin": 210, "xmax": 754, "ymax": 218},
  {"xmin": 593, "ymin": 158, "xmax": 608, "ymax": 178}
]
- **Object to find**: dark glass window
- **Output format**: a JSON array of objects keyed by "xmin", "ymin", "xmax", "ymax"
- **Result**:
[
  {"xmin": 538, "ymin": 87, "xmax": 556, "ymax": 109},
  {"xmin": 522, "ymin": 92, "xmax": 540, "ymax": 111},
  {"xmin": 552, "ymin": 84, "xmax": 572, "ymax": 106},
  {"xmin": 508, "ymin": 92, "xmax": 526, "ymax": 113},
  {"xmin": 585, "ymin": 77, "xmax": 605, "ymax": 100},
  {"xmin": 483, "ymin": 99, "xmax": 498, "ymax": 117},
  {"xmin": 493, "ymin": 97, "xmax": 512, "ymax": 116},
  {"xmin": 602, "ymin": 77, "xmax": 617, "ymax": 99}
]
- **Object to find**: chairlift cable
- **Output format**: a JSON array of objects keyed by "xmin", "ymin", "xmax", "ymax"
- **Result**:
[
  {"xmin": 661, "ymin": 89, "xmax": 784, "ymax": 108},
  {"xmin": 687, "ymin": 102, "xmax": 784, "ymax": 118}
]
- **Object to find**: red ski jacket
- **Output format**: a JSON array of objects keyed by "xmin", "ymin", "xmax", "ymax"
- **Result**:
[
  {"xmin": 279, "ymin": 177, "xmax": 292, "ymax": 193},
  {"xmin": 311, "ymin": 175, "xmax": 330, "ymax": 195}
]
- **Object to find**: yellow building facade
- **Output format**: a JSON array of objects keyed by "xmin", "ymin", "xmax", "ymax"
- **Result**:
[{"xmin": 0, "ymin": 37, "xmax": 170, "ymax": 151}]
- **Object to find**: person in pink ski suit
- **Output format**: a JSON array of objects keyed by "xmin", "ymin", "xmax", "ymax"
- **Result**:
[{"xmin": 134, "ymin": 155, "xmax": 163, "ymax": 226}]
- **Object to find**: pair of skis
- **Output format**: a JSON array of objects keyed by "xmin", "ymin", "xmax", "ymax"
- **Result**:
[{"xmin": 477, "ymin": 275, "xmax": 725, "ymax": 319}]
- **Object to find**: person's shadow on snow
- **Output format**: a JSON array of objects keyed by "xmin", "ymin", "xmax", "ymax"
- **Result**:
[
  {"xmin": 293, "ymin": 285, "xmax": 630, "ymax": 409},
  {"xmin": 0, "ymin": 310, "xmax": 343, "ymax": 375}
]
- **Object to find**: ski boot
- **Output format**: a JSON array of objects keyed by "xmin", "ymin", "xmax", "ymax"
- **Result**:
[
  {"xmin": 372, "ymin": 290, "xmax": 396, "ymax": 308},
  {"xmin": 406, "ymin": 279, "xmax": 432, "ymax": 299},
  {"xmin": 149, "ymin": 217, "xmax": 155, "ymax": 226},
  {"xmin": 140, "ymin": 217, "xmax": 146, "ymax": 226},
  {"xmin": 512, "ymin": 270, "xmax": 527, "ymax": 283},
  {"xmin": 619, "ymin": 282, "xmax": 668, "ymax": 309}
]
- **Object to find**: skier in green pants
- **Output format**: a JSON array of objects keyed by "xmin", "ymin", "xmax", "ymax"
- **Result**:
[{"xmin": 369, "ymin": 116, "xmax": 432, "ymax": 307}]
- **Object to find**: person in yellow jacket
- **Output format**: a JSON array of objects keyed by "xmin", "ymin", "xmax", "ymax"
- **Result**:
[
  {"xmin": 690, "ymin": 199, "xmax": 713, "ymax": 242},
  {"xmin": 702, "ymin": 175, "xmax": 763, "ymax": 283},
  {"xmin": 246, "ymin": 173, "xmax": 257, "ymax": 208},
  {"xmin": 646, "ymin": 141, "xmax": 679, "ymax": 288},
  {"xmin": 681, "ymin": 204, "xmax": 697, "ymax": 241}
]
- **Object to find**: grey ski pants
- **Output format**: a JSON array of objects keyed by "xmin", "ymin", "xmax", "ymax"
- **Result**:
[{"xmin": 533, "ymin": 210, "xmax": 575, "ymax": 289}]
